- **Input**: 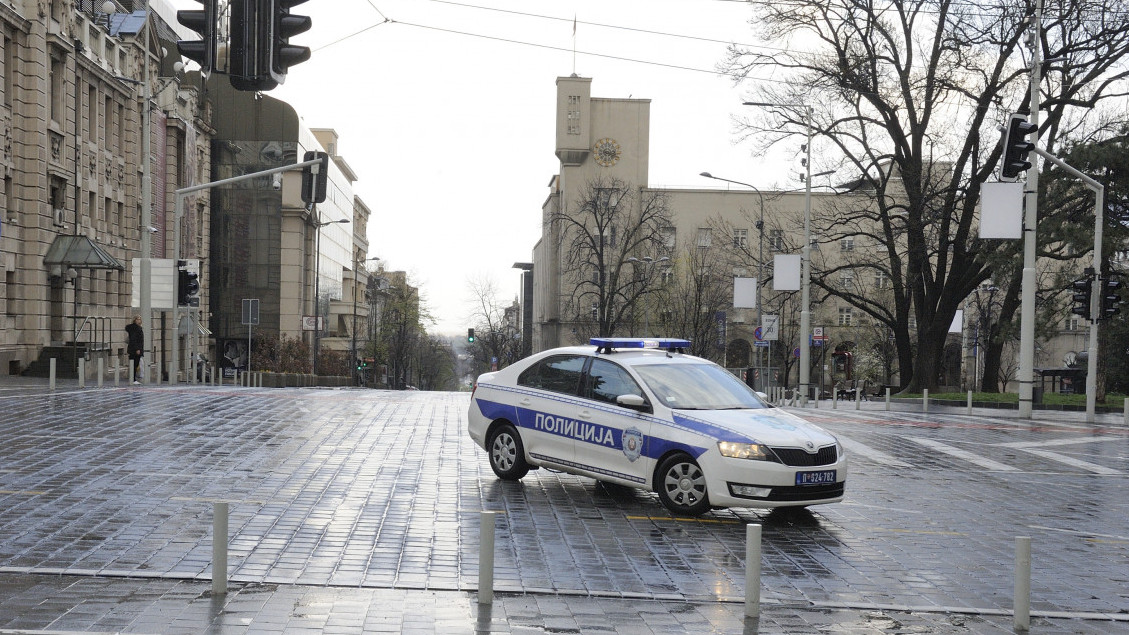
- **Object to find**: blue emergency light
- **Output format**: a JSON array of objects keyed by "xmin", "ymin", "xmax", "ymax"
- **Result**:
[{"xmin": 590, "ymin": 337, "xmax": 691, "ymax": 353}]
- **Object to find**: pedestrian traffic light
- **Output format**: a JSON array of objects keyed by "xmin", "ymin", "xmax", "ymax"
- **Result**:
[
  {"xmin": 1100, "ymin": 275, "xmax": 1122, "ymax": 320},
  {"xmin": 271, "ymin": 0, "xmax": 313, "ymax": 85},
  {"xmin": 228, "ymin": 0, "xmax": 268, "ymax": 90},
  {"xmin": 467, "ymin": 328, "xmax": 476, "ymax": 343},
  {"xmin": 176, "ymin": 0, "xmax": 217, "ymax": 72},
  {"xmin": 1000, "ymin": 112, "xmax": 1038, "ymax": 181},
  {"xmin": 301, "ymin": 151, "xmax": 329, "ymax": 204},
  {"xmin": 1071, "ymin": 274, "xmax": 1093, "ymax": 321}
]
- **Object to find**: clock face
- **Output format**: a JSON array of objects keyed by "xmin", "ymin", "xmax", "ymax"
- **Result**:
[{"xmin": 593, "ymin": 138, "xmax": 622, "ymax": 167}]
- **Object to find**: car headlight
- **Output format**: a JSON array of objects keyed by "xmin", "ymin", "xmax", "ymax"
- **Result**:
[{"xmin": 717, "ymin": 441, "xmax": 779, "ymax": 461}]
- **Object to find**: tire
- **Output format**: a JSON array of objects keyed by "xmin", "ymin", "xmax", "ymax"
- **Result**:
[
  {"xmin": 655, "ymin": 453, "xmax": 710, "ymax": 516},
  {"xmin": 487, "ymin": 423, "xmax": 530, "ymax": 480}
]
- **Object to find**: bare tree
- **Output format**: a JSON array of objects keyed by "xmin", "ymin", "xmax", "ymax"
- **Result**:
[
  {"xmin": 660, "ymin": 245, "xmax": 732, "ymax": 363},
  {"xmin": 726, "ymin": 0, "xmax": 1129, "ymax": 392},
  {"xmin": 466, "ymin": 275, "xmax": 523, "ymax": 373},
  {"xmin": 552, "ymin": 177, "xmax": 674, "ymax": 340}
]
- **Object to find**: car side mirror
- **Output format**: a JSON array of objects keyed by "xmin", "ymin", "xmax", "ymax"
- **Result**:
[{"xmin": 616, "ymin": 393, "xmax": 651, "ymax": 412}]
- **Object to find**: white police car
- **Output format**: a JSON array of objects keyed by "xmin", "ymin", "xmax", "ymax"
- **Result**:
[{"xmin": 468, "ymin": 338, "xmax": 846, "ymax": 516}]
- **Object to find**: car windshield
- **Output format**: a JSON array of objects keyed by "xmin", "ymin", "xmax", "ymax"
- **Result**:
[{"xmin": 633, "ymin": 363, "xmax": 770, "ymax": 410}]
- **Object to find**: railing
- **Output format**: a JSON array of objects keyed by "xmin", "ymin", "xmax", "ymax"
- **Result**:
[{"xmin": 71, "ymin": 316, "xmax": 114, "ymax": 366}]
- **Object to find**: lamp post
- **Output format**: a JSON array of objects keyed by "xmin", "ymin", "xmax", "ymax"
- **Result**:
[
  {"xmin": 352, "ymin": 256, "xmax": 380, "ymax": 385},
  {"xmin": 744, "ymin": 101, "xmax": 814, "ymax": 403},
  {"xmin": 312, "ymin": 214, "xmax": 349, "ymax": 376},
  {"xmin": 626, "ymin": 256, "xmax": 670, "ymax": 335},
  {"xmin": 700, "ymin": 172, "xmax": 767, "ymax": 386}
]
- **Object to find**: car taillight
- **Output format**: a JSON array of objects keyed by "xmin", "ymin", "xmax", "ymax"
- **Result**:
[{"xmin": 471, "ymin": 380, "xmax": 477, "ymax": 399}]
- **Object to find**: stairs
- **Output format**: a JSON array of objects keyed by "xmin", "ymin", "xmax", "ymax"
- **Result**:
[{"xmin": 22, "ymin": 344, "xmax": 92, "ymax": 378}]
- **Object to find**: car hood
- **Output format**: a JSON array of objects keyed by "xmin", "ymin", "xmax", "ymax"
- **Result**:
[{"xmin": 670, "ymin": 407, "xmax": 838, "ymax": 447}]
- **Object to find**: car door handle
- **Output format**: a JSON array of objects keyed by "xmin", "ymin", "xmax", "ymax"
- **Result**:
[
  {"xmin": 578, "ymin": 409, "xmax": 591, "ymax": 419},
  {"xmin": 519, "ymin": 398, "xmax": 532, "ymax": 406}
]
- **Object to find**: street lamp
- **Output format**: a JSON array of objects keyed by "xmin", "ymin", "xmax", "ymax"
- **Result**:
[
  {"xmin": 626, "ymin": 255, "xmax": 670, "ymax": 335},
  {"xmin": 744, "ymin": 101, "xmax": 815, "ymax": 403},
  {"xmin": 312, "ymin": 215, "xmax": 349, "ymax": 376},
  {"xmin": 700, "ymin": 172, "xmax": 767, "ymax": 387},
  {"xmin": 352, "ymin": 255, "xmax": 380, "ymax": 385}
]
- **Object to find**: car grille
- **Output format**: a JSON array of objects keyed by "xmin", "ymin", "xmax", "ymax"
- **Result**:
[
  {"xmin": 763, "ymin": 482, "xmax": 845, "ymax": 502},
  {"xmin": 771, "ymin": 445, "xmax": 837, "ymax": 466}
]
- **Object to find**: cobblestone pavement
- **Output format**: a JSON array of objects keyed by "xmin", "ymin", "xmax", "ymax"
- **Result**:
[{"xmin": 0, "ymin": 378, "xmax": 1126, "ymax": 633}]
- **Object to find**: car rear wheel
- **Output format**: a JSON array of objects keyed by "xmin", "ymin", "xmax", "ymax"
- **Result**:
[
  {"xmin": 487, "ymin": 423, "xmax": 529, "ymax": 480},
  {"xmin": 655, "ymin": 453, "xmax": 710, "ymax": 516}
]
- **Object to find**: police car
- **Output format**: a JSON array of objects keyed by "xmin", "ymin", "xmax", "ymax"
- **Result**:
[{"xmin": 468, "ymin": 338, "xmax": 846, "ymax": 516}]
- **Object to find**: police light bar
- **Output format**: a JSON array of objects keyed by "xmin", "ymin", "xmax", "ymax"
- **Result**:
[{"xmin": 590, "ymin": 337, "xmax": 691, "ymax": 353}]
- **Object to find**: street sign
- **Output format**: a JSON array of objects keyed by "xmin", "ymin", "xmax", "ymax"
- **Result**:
[
  {"xmin": 813, "ymin": 326, "xmax": 824, "ymax": 338},
  {"xmin": 242, "ymin": 298, "xmax": 260, "ymax": 326},
  {"xmin": 754, "ymin": 341, "xmax": 769, "ymax": 348},
  {"xmin": 762, "ymin": 315, "xmax": 780, "ymax": 341},
  {"xmin": 793, "ymin": 347, "xmax": 801, "ymax": 358},
  {"xmin": 754, "ymin": 326, "xmax": 763, "ymax": 341}
]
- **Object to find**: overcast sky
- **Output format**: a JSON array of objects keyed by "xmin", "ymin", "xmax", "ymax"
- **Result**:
[{"xmin": 172, "ymin": 0, "xmax": 801, "ymax": 334}]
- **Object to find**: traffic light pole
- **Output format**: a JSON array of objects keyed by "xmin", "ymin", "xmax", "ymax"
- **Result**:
[
  {"xmin": 1035, "ymin": 147, "xmax": 1104, "ymax": 422},
  {"xmin": 1017, "ymin": 0, "xmax": 1043, "ymax": 420},
  {"xmin": 170, "ymin": 157, "xmax": 326, "ymax": 384}
]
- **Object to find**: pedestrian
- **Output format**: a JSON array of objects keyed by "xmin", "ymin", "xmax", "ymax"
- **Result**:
[{"xmin": 125, "ymin": 315, "xmax": 144, "ymax": 384}]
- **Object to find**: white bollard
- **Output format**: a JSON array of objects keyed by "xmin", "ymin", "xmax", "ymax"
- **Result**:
[
  {"xmin": 213, "ymin": 502, "xmax": 228, "ymax": 595},
  {"xmin": 813, "ymin": 386, "xmax": 819, "ymax": 409},
  {"xmin": 78, "ymin": 358, "xmax": 85, "ymax": 389},
  {"xmin": 885, "ymin": 387, "xmax": 891, "ymax": 411},
  {"xmin": 745, "ymin": 523, "xmax": 762, "ymax": 618},
  {"xmin": 479, "ymin": 511, "xmax": 496, "ymax": 604},
  {"xmin": 967, "ymin": 390, "xmax": 973, "ymax": 415},
  {"xmin": 97, "ymin": 358, "xmax": 104, "ymax": 389},
  {"xmin": 923, "ymin": 388, "xmax": 929, "ymax": 414},
  {"xmin": 49, "ymin": 358, "xmax": 56, "ymax": 390},
  {"xmin": 113, "ymin": 362, "xmax": 120, "ymax": 387},
  {"xmin": 1123, "ymin": 398, "xmax": 1128, "ymax": 426},
  {"xmin": 1015, "ymin": 536, "xmax": 1031, "ymax": 631},
  {"xmin": 855, "ymin": 385, "xmax": 862, "ymax": 410}
]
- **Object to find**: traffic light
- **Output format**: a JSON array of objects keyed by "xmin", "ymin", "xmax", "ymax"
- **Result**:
[
  {"xmin": 301, "ymin": 151, "xmax": 329, "ymax": 204},
  {"xmin": 271, "ymin": 0, "xmax": 313, "ymax": 85},
  {"xmin": 229, "ymin": 0, "xmax": 271, "ymax": 91},
  {"xmin": 467, "ymin": 328, "xmax": 476, "ymax": 343},
  {"xmin": 1071, "ymin": 274, "xmax": 1093, "ymax": 321},
  {"xmin": 1100, "ymin": 275, "xmax": 1123, "ymax": 320},
  {"xmin": 1000, "ymin": 112, "xmax": 1038, "ymax": 181},
  {"xmin": 177, "ymin": 261, "xmax": 200, "ymax": 307},
  {"xmin": 176, "ymin": 0, "xmax": 217, "ymax": 72}
]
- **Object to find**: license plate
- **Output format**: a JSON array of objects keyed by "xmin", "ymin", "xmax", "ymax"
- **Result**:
[{"xmin": 795, "ymin": 470, "xmax": 836, "ymax": 486}]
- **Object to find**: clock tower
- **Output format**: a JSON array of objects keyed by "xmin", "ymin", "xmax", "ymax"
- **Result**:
[{"xmin": 555, "ymin": 75, "xmax": 592, "ymax": 166}]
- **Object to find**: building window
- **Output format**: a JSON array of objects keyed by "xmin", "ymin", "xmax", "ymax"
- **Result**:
[
  {"xmin": 838, "ymin": 307, "xmax": 853, "ymax": 326},
  {"xmin": 733, "ymin": 229, "xmax": 748, "ymax": 248},
  {"xmin": 49, "ymin": 54, "xmax": 65, "ymax": 126},
  {"xmin": 1066, "ymin": 316, "xmax": 1080, "ymax": 331},
  {"xmin": 840, "ymin": 237, "xmax": 855, "ymax": 251},
  {"xmin": 661, "ymin": 226, "xmax": 676, "ymax": 253},
  {"xmin": 839, "ymin": 271, "xmax": 854, "ymax": 289},
  {"xmin": 660, "ymin": 268, "xmax": 674, "ymax": 285},
  {"xmin": 3, "ymin": 29, "xmax": 15, "ymax": 107},
  {"xmin": 590, "ymin": 303, "xmax": 598, "ymax": 319},
  {"xmin": 875, "ymin": 270, "xmax": 890, "ymax": 289},
  {"xmin": 769, "ymin": 229, "xmax": 785, "ymax": 251},
  {"xmin": 87, "ymin": 84, "xmax": 97, "ymax": 140},
  {"xmin": 696, "ymin": 228, "xmax": 712, "ymax": 248}
]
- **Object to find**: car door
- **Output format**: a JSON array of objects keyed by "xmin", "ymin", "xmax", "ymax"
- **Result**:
[
  {"xmin": 512, "ymin": 354, "xmax": 588, "ymax": 468},
  {"xmin": 574, "ymin": 358, "xmax": 654, "ymax": 487}
]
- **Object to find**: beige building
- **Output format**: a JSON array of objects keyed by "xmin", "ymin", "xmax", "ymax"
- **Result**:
[
  {"xmin": 532, "ymin": 75, "xmax": 1084, "ymax": 393},
  {"xmin": 0, "ymin": 0, "xmax": 211, "ymax": 378}
]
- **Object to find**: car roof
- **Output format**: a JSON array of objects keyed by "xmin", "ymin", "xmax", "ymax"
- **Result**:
[{"xmin": 530, "ymin": 344, "xmax": 707, "ymax": 368}]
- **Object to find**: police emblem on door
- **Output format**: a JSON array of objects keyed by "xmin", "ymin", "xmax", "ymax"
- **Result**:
[{"xmin": 622, "ymin": 427, "xmax": 643, "ymax": 462}]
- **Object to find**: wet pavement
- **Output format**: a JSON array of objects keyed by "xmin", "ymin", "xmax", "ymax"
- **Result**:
[{"xmin": 0, "ymin": 376, "xmax": 1126, "ymax": 633}]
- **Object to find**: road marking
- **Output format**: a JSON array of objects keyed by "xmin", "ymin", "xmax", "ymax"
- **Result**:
[
  {"xmin": 997, "ymin": 437, "xmax": 1109, "ymax": 449},
  {"xmin": 1027, "ymin": 525, "xmax": 1129, "ymax": 542},
  {"xmin": 1014, "ymin": 448, "xmax": 1122, "ymax": 475},
  {"xmin": 872, "ymin": 527, "xmax": 968, "ymax": 537},
  {"xmin": 0, "ymin": 489, "xmax": 47, "ymax": 495},
  {"xmin": 908, "ymin": 437, "xmax": 1019, "ymax": 471},
  {"xmin": 837, "ymin": 436, "xmax": 911, "ymax": 467}
]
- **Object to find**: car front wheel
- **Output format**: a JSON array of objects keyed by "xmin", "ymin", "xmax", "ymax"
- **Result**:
[
  {"xmin": 655, "ymin": 453, "xmax": 710, "ymax": 516},
  {"xmin": 487, "ymin": 423, "xmax": 529, "ymax": 480}
]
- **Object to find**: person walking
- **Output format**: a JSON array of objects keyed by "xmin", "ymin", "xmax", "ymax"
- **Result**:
[{"xmin": 125, "ymin": 315, "xmax": 144, "ymax": 384}]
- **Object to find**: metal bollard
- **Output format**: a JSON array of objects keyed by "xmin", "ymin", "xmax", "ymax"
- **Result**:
[
  {"xmin": 78, "ymin": 358, "xmax": 85, "ymax": 389},
  {"xmin": 831, "ymin": 389, "xmax": 837, "ymax": 410},
  {"xmin": 967, "ymin": 390, "xmax": 973, "ymax": 415},
  {"xmin": 855, "ymin": 384, "xmax": 861, "ymax": 410},
  {"xmin": 1124, "ymin": 398, "xmax": 1128, "ymax": 426},
  {"xmin": 923, "ymin": 388, "xmax": 929, "ymax": 414},
  {"xmin": 1015, "ymin": 536, "xmax": 1031, "ymax": 631},
  {"xmin": 97, "ymin": 358, "xmax": 104, "ymax": 388},
  {"xmin": 745, "ymin": 523, "xmax": 762, "ymax": 618},
  {"xmin": 213, "ymin": 502, "xmax": 228, "ymax": 595},
  {"xmin": 885, "ymin": 387, "xmax": 891, "ymax": 411},
  {"xmin": 479, "ymin": 511, "xmax": 496, "ymax": 604},
  {"xmin": 49, "ymin": 358, "xmax": 56, "ymax": 390},
  {"xmin": 113, "ymin": 362, "xmax": 120, "ymax": 387}
]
